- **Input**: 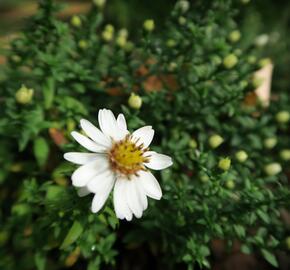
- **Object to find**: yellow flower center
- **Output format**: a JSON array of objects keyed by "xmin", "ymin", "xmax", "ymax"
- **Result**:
[{"xmin": 109, "ymin": 135, "xmax": 149, "ymax": 177}]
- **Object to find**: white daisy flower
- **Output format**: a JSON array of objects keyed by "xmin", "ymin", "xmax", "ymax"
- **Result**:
[{"xmin": 64, "ymin": 109, "xmax": 173, "ymax": 221}]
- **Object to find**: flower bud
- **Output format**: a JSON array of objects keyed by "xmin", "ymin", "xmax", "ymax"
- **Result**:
[
  {"xmin": 229, "ymin": 30, "xmax": 241, "ymax": 43},
  {"xmin": 189, "ymin": 138, "xmax": 197, "ymax": 149},
  {"xmin": 241, "ymin": 0, "xmax": 251, "ymax": 4},
  {"xmin": 166, "ymin": 39, "xmax": 177, "ymax": 48},
  {"xmin": 102, "ymin": 25, "xmax": 114, "ymax": 42},
  {"xmin": 175, "ymin": 1, "xmax": 190, "ymax": 13},
  {"xmin": 225, "ymin": 179, "xmax": 235, "ymax": 189},
  {"xmin": 78, "ymin": 40, "xmax": 88, "ymax": 49},
  {"xmin": 178, "ymin": 16, "xmax": 187, "ymax": 25},
  {"xmin": 280, "ymin": 149, "xmax": 290, "ymax": 161},
  {"xmin": 255, "ymin": 34, "xmax": 269, "ymax": 47},
  {"xmin": 93, "ymin": 0, "xmax": 106, "ymax": 8},
  {"xmin": 276, "ymin": 111, "xmax": 290, "ymax": 124},
  {"xmin": 264, "ymin": 137, "xmax": 277, "ymax": 149},
  {"xmin": 209, "ymin": 134, "xmax": 224, "ymax": 149},
  {"xmin": 223, "ymin": 54, "xmax": 238, "ymax": 69},
  {"xmin": 200, "ymin": 174, "xmax": 209, "ymax": 183},
  {"xmin": 118, "ymin": 28, "xmax": 128, "ymax": 38},
  {"xmin": 71, "ymin": 15, "xmax": 82, "ymax": 27},
  {"xmin": 247, "ymin": 55, "xmax": 256, "ymax": 64},
  {"xmin": 128, "ymin": 93, "xmax": 142, "ymax": 109},
  {"xmin": 168, "ymin": 62, "xmax": 177, "ymax": 72},
  {"xmin": 116, "ymin": 36, "xmax": 127, "ymax": 48},
  {"xmin": 264, "ymin": 163, "xmax": 282, "ymax": 176},
  {"xmin": 235, "ymin": 150, "xmax": 248, "ymax": 163},
  {"xmin": 15, "ymin": 85, "xmax": 34, "ymax": 104},
  {"xmin": 218, "ymin": 157, "xmax": 231, "ymax": 171},
  {"xmin": 143, "ymin": 19, "xmax": 155, "ymax": 32}
]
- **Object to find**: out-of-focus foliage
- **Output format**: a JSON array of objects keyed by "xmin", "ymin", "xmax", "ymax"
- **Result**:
[{"xmin": 0, "ymin": 0, "xmax": 289, "ymax": 269}]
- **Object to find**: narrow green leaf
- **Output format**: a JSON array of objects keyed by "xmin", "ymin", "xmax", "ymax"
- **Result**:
[
  {"xmin": 33, "ymin": 137, "xmax": 49, "ymax": 167},
  {"xmin": 60, "ymin": 221, "xmax": 83, "ymax": 249},
  {"xmin": 261, "ymin": 249, "xmax": 278, "ymax": 267}
]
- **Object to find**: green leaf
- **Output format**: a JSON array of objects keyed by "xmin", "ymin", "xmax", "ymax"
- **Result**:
[
  {"xmin": 33, "ymin": 137, "xmax": 49, "ymax": 167},
  {"xmin": 60, "ymin": 221, "xmax": 83, "ymax": 249},
  {"xmin": 261, "ymin": 249, "xmax": 278, "ymax": 267},
  {"xmin": 35, "ymin": 252, "xmax": 46, "ymax": 270},
  {"xmin": 43, "ymin": 78, "xmax": 55, "ymax": 109}
]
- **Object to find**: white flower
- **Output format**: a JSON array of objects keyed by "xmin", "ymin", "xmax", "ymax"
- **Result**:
[{"xmin": 64, "ymin": 109, "xmax": 173, "ymax": 221}]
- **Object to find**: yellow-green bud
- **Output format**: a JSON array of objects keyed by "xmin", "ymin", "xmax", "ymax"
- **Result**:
[
  {"xmin": 247, "ymin": 55, "xmax": 256, "ymax": 64},
  {"xmin": 93, "ymin": 0, "xmax": 106, "ymax": 8},
  {"xmin": 225, "ymin": 179, "xmax": 235, "ymax": 189},
  {"xmin": 189, "ymin": 139, "xmax": 197, "ymax": 149},
  {"xmin": 116, "ymin": 36, "xmax": 127, "ymax": 48},
  {"xmin": 264, "ymin": 137, "xmax": 277, "ymax": 149},
  {"xmin": 102, "ymin": 30, "xmax": 114, "ymax": 42},
  {"xmin": 71, "ymin": 15, "xmax": 82, "ymax": 27},
  {"xmin": 166, "ymin": 39, "xmax": 177, "ymax": 48},
  {"xmin": 178, "ymin": 16, "xmax": 187, "ymax": 25},
  {"xmin": 218, "ymin": 157, "xmax": 231, "ymax": 171},
  {"xmin": 118, "ymin": 28, "xmax": 128, "ymax": 38},
  {"xmin": 200, "ymin": 174, "xmax": 209, "ymax": 183},
  {"xmin": 78, "ymin": 40, "xmax": 88, "ymax": 49},
  {"xmin": 223, "ymin": 54, "xmax": 238, "ymax": 69},
  {"xmin": 258, "ymin": 58, "xmax": 272, "ymax": 68},
  {"xmin": 264, "ymin": 163, "xmax": 282, "ymax": 176},
  {"xmin": 286, "ymin": 236, "xmax": 290, "ymax": 250},
  {"xmin": 255, "ymin": 34, "xmax": 269, "ymax": 47},
  {"xmin": 175, "ymin": 1, "xmax": 190, "ymax": 13},
  {"xmin": 280, "ymin": 149, "xmax": 290, "ymax": 161},
  {"xmin": 241, "ymin": 0, "xmax": 251, "ymax": 4},
  {"xmin": 209, "ymin": 134, "xmax": 224, "ymax": 149},
  {"xmin": 229, "ymin": 30, "xmax": 241, "ymax": 43},
  {"xmin": 15, "ymin": 85, "xmax": 34, "ymax": 104},
  {"xmin": 235, "ymin": 150, "xmax": 248, "ymax": 163},
  {"xmin": 128, "ymin": 93, "xmax": 142, "ymax": 109},
  {"xmin": 143, "ymin": 19, "xmax": 155, "ymax": 32},
  {"xmin": 105, "ymin": 24, "xmax": 114, "ymax": 33},
  {"xmin": 276, "ymin": 111, "xmax": 290, "ymax": 124}
]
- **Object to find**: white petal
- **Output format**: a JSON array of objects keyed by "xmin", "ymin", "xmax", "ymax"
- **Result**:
[
  {"xmin": 117, "ymin": 114, "xmax": 127, "ymax": 131},
  {"xmin": 91, "ymin": 179, "xmax": 114, "ymax": 213},
  {"xmin": 71, "ymin": 131, "xmax": 106, "ymax": 152},
  {"xmin": 77, "ymin": 186, "xmax": 91, "ymax": 197},
  {"xmin": 64, "ymin": 152, "xmax": 98, "ymax": 165},
  {"xmin": 87, "ymin": 170, "xmax": 115, "ymax": 193},
  {"xmin": 132, "ymin": 126, "xmax": 154, "ymax": 148},
  {"xmin": 113, "ymin": 178, "xmax": 133, "ymax": 221},
  {"xmin": 125, "ymin": 179, "xmax": 143, "ymax": 218},
  {"xmin": 98, "ymin": 109, "xmax": 119, "ymax": 140},
  {"xmin": 71, "ymin": 156, "xmax": 108, "ymax": 187},
  {"xmin": 138, "ymin": 170, "xmax": 162, "ymax": 200},
  {"xmin": 80, "ymin": 119, "xmax": 112, "ymax": 147},
  {"xmin": 135, "ymin": 180, "xmax": 148, "ymax": 211},
  {"xmin": 145, "ymin": 151, "xmax": 173, "ymax": 170}
]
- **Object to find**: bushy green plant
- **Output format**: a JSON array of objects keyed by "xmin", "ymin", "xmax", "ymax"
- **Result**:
[{"xmin": 0, "ymin": 0, "xmax": 289, "ymax": 269}]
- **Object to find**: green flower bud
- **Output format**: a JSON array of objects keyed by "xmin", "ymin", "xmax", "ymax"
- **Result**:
[
  {"xmin": 116, "ymin": 36, "xmax": 127, "ymax": 48},
  {"xmin": 255, "ymin": 34, "xmax": 269, "ymax": 47},
  {"xmin": 223, "ymin": 54, "xmax": 238, "ymax": 69},
  {"xmin": 189, "ymin": 138, "xmax": 197, "ymax": 149},
  {"xmin": 93, "ymin": 0, "xmax": 106, "ymax": 8},
  {"xmin": 209, "ymin": 134, "xmax": 224, "ymax": 149},
  {"xmin": 264, "ymin": 137, "xmax": 277, "ymax": 149},
  {"xmin": 229, "ymin": 30, "xmax": 241, "ymax": 43},
  {"xmin": 105, "ymin": 24, "xmax": 114, "ymax": 33},
  {"xmin": 118, "ymin": 28, "xmax": 128, "ymax": 38},
  {"xmin": 218, "ymin": 157, "xmax": 231, "ymax": 171},
  {"xmin": 247, "ymin": 55, "xmax": 256, "ymax": 64},
  {"xmin": 241, "ymin": 0, "xmax": 251, "ymax": 4},
  {"xmin": 235, "ymin": 150, "xmax": 248, "ymax": 163},
  {"xmin": 280, "ymin": 149, "xmax": 290, "ymax": 161},
  {"xmin": 166, "ymin": 39, "xmax": 177, "ymax": 48},
  {"xmin": 175, "ymin": 1, "xmax": 190, "ymax": 13},
  {"xmin": 276, "ymin": 111, "xmax": 290, "ymax": 124},
  {"xmin": 15, "ymin": 85, "xmax": 34, "ymax": 104},
  {"xmin": 264, "ymin": 163, "xmax": 282, "ymax": 176},
  {"xmin": 71, "ymin": 15, "xmax": 82, "ymax": 27},
  {"xmin": 143, "ymin": 19, "xmax": 155, "ymax": 32},
  {"xmin": 258, "ymin": 58, "xmax": 272, "ymax": 68},
  {"xmin": 286, "ymin": 236, "xmax": 290, "ymax": 250},
  {"xmin": 178, "ymin": 16, "xmax": 187, "ymax": 25},
  {"xmin": 200, "ymin": 174, "xmax": 209, "ymax": 183},
  {"xmin": 225, "ymin": 179, "xmax": 235, "ymax": 189},
  {"xmin": 128, "ymin": 93, "xmax": 142, "ymax": 109},
  {"xmin": 102, "ymin": 30, "xmax": 114, "ymax": 42},
  {"xmin": 78, "ymin": 40, "xmax": 88, "ymax": 49}
]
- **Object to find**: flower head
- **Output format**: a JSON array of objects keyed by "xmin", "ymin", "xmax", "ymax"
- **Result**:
[{"xmin": 64, "ymin": 109, "xmax": 173, "ymax": 221}]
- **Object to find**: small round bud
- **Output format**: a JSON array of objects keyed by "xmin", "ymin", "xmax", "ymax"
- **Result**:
[
  {"xmin": 209, "ymin": 134, "xmax": 224, "ymax": 149},
  {"xmin": 280, "ymin": 149, "xmax": 290, "ymax": 161},
  {"xmin": 71, "ymin": 15, "xmax": 82, "ymax": 27},
  {"xmin": 211, "ymin": 55, "xmax": 222, "ymax": 65},
  {"xmin": 239, "ymin": 80, "xmax": 248, "ymax": 88},
  {"xmin": 15, "ymin": 85, "xmax": 34, "ymax": 104},
  {"xmin": 189, "ymin": 139, "xmax": 197, "ymax": 149},
  {"xmin": 178, "ymin": 16, "xmax": 187, "ymax": 25},
  {"xmin": 247, "ymin": 55, "xmax": 256, "ymax": 64},
  {"xmin": 116, "ymin": 36, "xmax": 127, "ymax": 48},
  {"xmin": 128, "ymin": 93, "xmax": 142, "ymax": 109},
  {"xmin": 143, "ymin": 19, "xmax": 155, "ymax": 32},
  {"xmin": 78, "ymin": 40, "xmax": 88, "ymax": 49},
  {"xmin": 229, "ymin": 30, "xmax": 241, "ymax": 43},
  {"xmin": 105, "ymin": 24, "xmax": 114, "ymax": 33},
  {"xmin": 175, "ymin": 1, "xmax": 190, "ymax": 13},
  {"xmin": 264, "ymin": 137, "xmax": 277, "ymax": 149},
  {"xmin": 102, "ymin": 31, "xmax": 114, "ymax": 42},
  {"xmin": 93, "ymin": 0, "xmax": 106, "ymax": 8},
  {"xmin": 223, "ymin": 54, "xmax": 238, "ymax": 69},
  {"xmin": 286, "ymin": 236, "xmax": 290, "ymax": 250},
  {"xmin": 258, "ymin": 58, "xmax": 272, "ymax": 68},
  {"xmin": 118, "ymin": 28, "xmax": 128, "ymax": 38},
  {"xmin": 218, "ymin": 157, "xmax": 231, "ymax": 171},
  {"xmin": 166, "ymin": 39, "xmax": 177, "ymax": 48},
  {"xmin": 241, "ymin": 0, "xmax": 251, "ymax": 4},
  {"xmin": 275, "ymin": 111, "xmax": 290, "ymax": 124},
  {"xmin": 200, "ymin": 174, "xmax": 209, "ymax": 183},
  {"xmin": 235, "ymin": 150, "xmax": 248, "ymax": 163},
  {"xmin": 264, "ymin": 163, "xmax": 282, "ymax": 176},
  {"xmin": 225, "ymin": 179, "xmax": 235, "ymax": 189},
  {"xmin": 255, "ymin": 34, "xmax": 269, "ymax": 47}
]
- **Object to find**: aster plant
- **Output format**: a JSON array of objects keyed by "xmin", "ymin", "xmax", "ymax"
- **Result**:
[{"xmin": 0, "ymin": 0, "xmax": 289, "ymax": 269}]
